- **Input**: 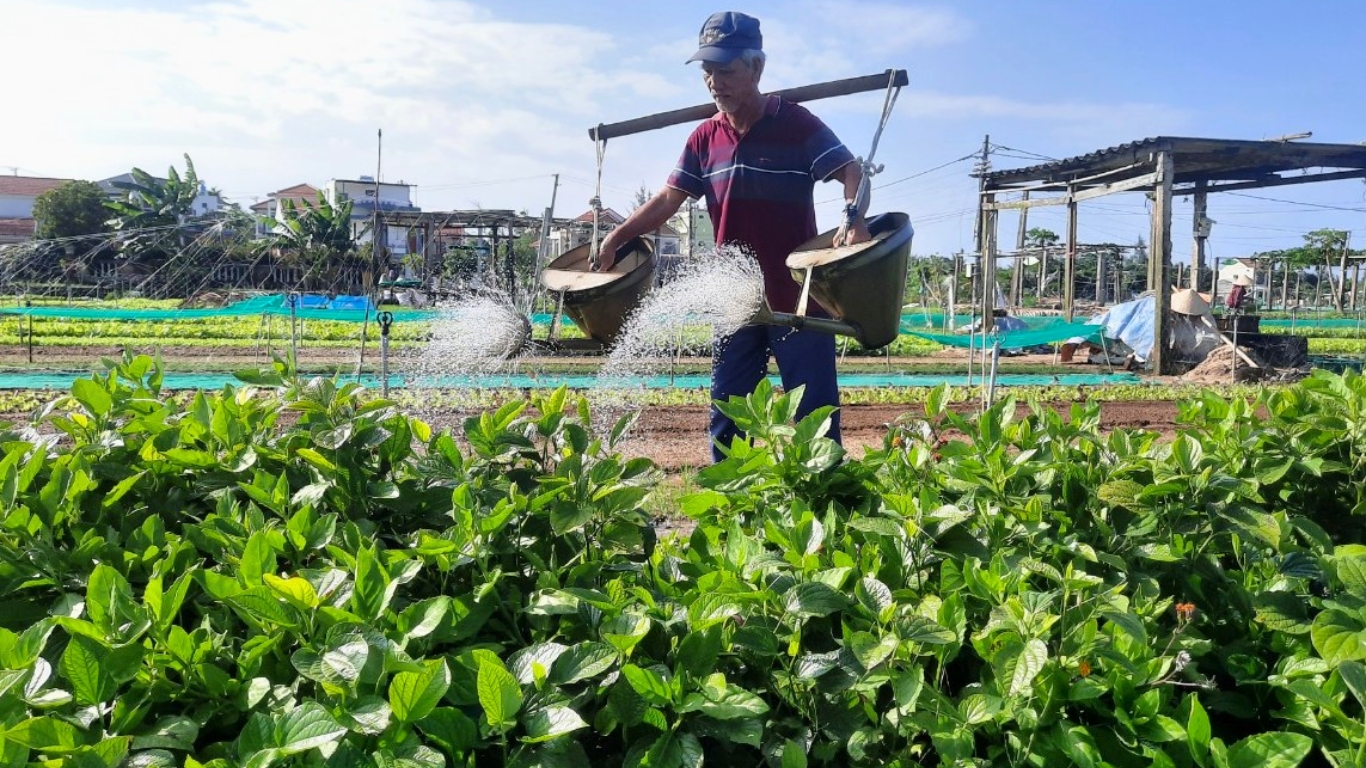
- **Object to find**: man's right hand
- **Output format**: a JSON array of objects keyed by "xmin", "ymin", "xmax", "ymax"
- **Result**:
[{"xmin": 590, "ymin": 238, "xmax": 618, "ymax": 272}]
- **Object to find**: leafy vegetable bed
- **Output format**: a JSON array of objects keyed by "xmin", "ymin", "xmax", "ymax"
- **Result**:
[{"xmin": 1, "ymin": 357, "xmax": 1365, "ymax": 766}]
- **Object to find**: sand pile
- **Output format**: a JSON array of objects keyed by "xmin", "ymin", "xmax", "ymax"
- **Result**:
[{"xmin": 1182, "ymin": 344, "xmax": 1264, "ymax": 384}]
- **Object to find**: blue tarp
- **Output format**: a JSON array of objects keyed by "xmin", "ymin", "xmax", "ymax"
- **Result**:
[{"xmin": 1089, "ymin": 295, "xmax": 1155, "ymax": 361}]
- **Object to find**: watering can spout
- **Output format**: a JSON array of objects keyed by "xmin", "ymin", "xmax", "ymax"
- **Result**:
[{"xmin": 752, "ymin": 302, "xmax": 863, "ymax": 341}]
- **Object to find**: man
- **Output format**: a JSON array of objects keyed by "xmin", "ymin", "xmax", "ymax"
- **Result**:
[{"xmin": 597, "ymin": 11, "xmax": 871, "ymax": 462}]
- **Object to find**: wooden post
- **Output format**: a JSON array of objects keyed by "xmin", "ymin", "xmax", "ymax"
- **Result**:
[
  {"xmin": 1012, "ymin": 191, "xmax": 1029, "ymax": 307},
  {"xmin": 1096, "ymin": 246, "xmax": 1107, "ymax": 304},
  {"xmin": 1149, "ymin": 151, "xmax": 1175, "ymax": 375},
  {"xmin": 1191, "ymin": 182, "xmax": 1208, "ymax": 291},
  {"xmin": 1352, "ymin": 260, "xmax": 1361, "ymax": 311},
  {"xmin": 1064, "ymin": 189, "xmax": 1078, "ymax": 322}
]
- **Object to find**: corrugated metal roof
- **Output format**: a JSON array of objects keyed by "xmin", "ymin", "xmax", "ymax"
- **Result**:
[{"xmin": 983, "ymin": 136, "xmax": 1366, "ymax": 190}]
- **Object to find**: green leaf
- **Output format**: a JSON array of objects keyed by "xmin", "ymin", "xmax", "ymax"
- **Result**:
[
  {"xmin": 509, "ymin": 642, "xmax": 569, "ymax": 685},
  {"xmin": 263, "ymin": 575, "xmax": 317, "ymax": 610},
  {"xmin": 71, "ymin": 378, "xmax": 113, "ymax": 417},
  {"xmin": 600, "ymin": 612, "xmax": 651, "ymax": 655},
  {"xmin": 416, "ymin": 708, "xmax": 478, "ymax": 756},
  {"xmin": 622, "ymin": 664, "xmax": 672, "ymax": 706},
  {"xmin": 60, "ymin": 635, "xmax": 116, "ymax": 706},
  {"xmin": 1311, "ymin": 608, "xmax": 1366, "ymax": 666},
  {"xmin": 780, "ymin": 739, "xmax": 808, "ymax": 768},
  {"xmin": 521, "ymin": 706, "xmax": 588, "ymax": 743},
  {"xmin": 240, "ymin": 531, "xmax": 276, "ymax": 585},
  {"xmin": 1339, "ymin": 556, "xmax": 1366, "ymax": 596},
  {"xmin": 131, "ymin": 716, "xmax": 200, "ymax": 751},
  {"xmin": 1337, "ymin": 661, "xmax": 1366, "ymax": 709},
  {"xmin": 390, "ymin": 659, "xmax": 451, "ymax": 723},
  {"xmin": 548, "ymin": 642, "xmax": 617, "ymax": 685},
  {"xmin": 1002, "ymin": 639, "xmax": 1047, "ymax": 698},
  {"xmin": 1225, "ymin": 732, "xmax": 1311, "ymax": 768},
  {"xmin": 277, "ymin": 701, "xmax": 346, "ymax": 756},
  {"xmin": 4, "ymin": 716, "xmax": 84, "ymax": 751},
  {"xmin": 783, "ymin": 582, "xmax": 849, "ymax": 618},
  {"xmin": 1253, "ymin": 592, "xmax": 1311, "ymax": 635},
  {"xmin": 1187, "ymin": 693, "xmax": 1211, "ymax": 767},
  {"xmin": 477, "ymin": 659, "xmax": 522, "ymax": 728}
]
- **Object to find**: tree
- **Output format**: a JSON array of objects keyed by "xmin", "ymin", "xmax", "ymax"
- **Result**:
[
  {"xmin": 32, "ymin": 181, "xmax": 111, "ymax": 241},
  {"xmin": 103, "ymin": 154, "xmax": 203, "ymax": 254},
  {"xmin": 1024, "ymin": 228, "xmax": 1059, "ymax": 301},
  {"xmin": 1303, "ymin": 228, "xmax": 1352, "ymax": 311},
  {"xmin": 629, "ymin": 183, "xmax": 652, "ymax": 213}
]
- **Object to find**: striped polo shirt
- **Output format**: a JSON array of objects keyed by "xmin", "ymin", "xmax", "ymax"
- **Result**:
[{"xmin": 667, "ymin": 95, "xmax": 855, "ymax": 313}]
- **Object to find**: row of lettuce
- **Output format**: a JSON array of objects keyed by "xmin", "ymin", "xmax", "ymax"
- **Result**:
[{"xmin": 1, "ymin": 356, "xmax": 1366, "ymax": 766}]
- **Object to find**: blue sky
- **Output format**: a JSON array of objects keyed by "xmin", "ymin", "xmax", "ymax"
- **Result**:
[{"xmin": 3, "ymin": 0, "xmax": 1364, "ymax": 262}]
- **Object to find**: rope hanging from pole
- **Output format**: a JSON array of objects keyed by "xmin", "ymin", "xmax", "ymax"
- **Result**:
[
  {"xmin": 588, "ymin": 127, "xmax": 607, "ymax": 270},
  {"xmin": 854, "ymin": 71, "xmax": 902, "ymax": 214}
]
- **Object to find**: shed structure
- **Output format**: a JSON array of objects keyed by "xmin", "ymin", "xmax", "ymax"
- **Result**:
[{"xmin": 976, "ymin": 136, "xmax": 1366, "ymax": 373}]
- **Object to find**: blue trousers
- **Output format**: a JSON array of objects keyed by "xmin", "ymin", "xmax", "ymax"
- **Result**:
[{"xmin": 709, "ymin": 324, "xmax": 842, "ymax": 463}]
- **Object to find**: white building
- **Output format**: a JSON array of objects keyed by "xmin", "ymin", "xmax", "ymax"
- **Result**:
[{"xmin": 325, "ymin": 177, "xmax": 419, "ymax": 256}]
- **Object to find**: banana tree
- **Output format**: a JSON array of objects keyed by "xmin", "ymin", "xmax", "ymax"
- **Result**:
[
  {"xmin": 103, "ymin": 154, "xmax": 202, "ymax": 256},
  {"xmin": 265, "ymin": 192, "xmax": 370, "ymax": 291}
]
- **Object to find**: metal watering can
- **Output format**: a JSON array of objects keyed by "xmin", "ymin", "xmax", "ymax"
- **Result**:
[
  {"xmin": 754, "ymin": 212, "xmax": 913, "ymax": 349},
  {"xmin": 538, "ymin": 236, "xmax": 656, "ymax": 347}
]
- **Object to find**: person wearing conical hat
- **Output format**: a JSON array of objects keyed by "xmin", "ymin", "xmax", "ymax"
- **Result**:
[
  {"xmin": 1171, "ymin": 287, "xmax": 1211, "ymax": 316},
  {"xmin": 1226, "ymin": 274, "xmax": 1253, "ymax": 311}
]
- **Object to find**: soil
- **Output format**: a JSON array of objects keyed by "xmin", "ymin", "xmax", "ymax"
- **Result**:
[{"xmin": 624, "ymin": 400, "xmax": 1183, "ymax": 471}]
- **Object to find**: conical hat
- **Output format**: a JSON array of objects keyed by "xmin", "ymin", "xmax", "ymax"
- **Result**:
[
  {"xmin": 1233, "ymin": 274, "xmax": 1253, "ymax": 287},
  {"xmin": 1171, "ymin": 288, "xmax": 1210, "ymax": 316}
]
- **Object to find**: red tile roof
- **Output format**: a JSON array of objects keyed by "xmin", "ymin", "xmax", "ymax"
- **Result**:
[
  {"xmin": 0, "ymin": 218, "xmax": 36, "ymax": 237},
  {"xmin": 575, "ymin": 208, "xmax": 626, "ymax": 224},
  {"xmin": 0, "ymin": 176, "xmax": 73, "ymax": 197},
  {"xmin": 252, "ymin": 183, "xmax": 321, "ymax": 211},
  {"xmin": 270, "ymin": 183, "xmax": 319, "ymax": 200}
]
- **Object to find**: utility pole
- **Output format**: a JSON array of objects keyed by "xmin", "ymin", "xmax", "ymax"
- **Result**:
[{"xmin": 971, "ymin": 135, "xmax": 994, "ymax": 330}]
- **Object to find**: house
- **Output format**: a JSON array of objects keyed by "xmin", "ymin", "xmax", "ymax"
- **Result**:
[
  {"xmin": 0, "ymin": 175, "xmax": 74, "ymax": 243},
  {"xmin": 552, "ymin": 208, "xmax": 685, "ymax": 257},
  {"xmin": 250, "ymin": 183, "xmax": 320, "ymax": 236},
  {"xmin": 324, "ymin": 177, "xmax": 419, "ymax": 256}
]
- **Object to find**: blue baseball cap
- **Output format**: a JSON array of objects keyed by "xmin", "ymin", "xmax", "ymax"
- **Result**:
[{"xmin": 686, "ymin": 11, "xmax": 762, "ymax": 64}]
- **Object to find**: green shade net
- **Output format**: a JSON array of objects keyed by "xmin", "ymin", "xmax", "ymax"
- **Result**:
[
  {"xmin": 0, "ymin": 294, "xmax": 434, "ymax": 323},
  {"xmin": 900, "ymin": 317, "xmax": 1106, "ymax": 349},
  {"xmin": 0, "ymin": 296, "xmax": 1109, "ymax": 350},
  {"xmin": 1259, "ymin": 317, "xmax": 1366, "ymax": 330}
]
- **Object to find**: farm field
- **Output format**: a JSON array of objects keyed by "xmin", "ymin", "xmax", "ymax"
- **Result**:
[{"xmin": 1, "ymin": 352, "xmax": 1364, "ymax": 766}]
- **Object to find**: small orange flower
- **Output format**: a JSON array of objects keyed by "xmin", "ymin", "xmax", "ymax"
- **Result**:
[
  {"xmin": 1175, "ymin": 602, "xmax": 1197, "ymax": 622},
  {"xmin": 1077, "ymin": 659, "xmax": 1092, "ymax": 678}
]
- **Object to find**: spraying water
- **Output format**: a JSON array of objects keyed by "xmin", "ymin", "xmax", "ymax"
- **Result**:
[
  {"xmin": 589, "ymin": 246, "xmax": 764, "ymax": 430},
  {"xmin": 395, "ymin": 293, "xmax": 530, "ymax": 388}
]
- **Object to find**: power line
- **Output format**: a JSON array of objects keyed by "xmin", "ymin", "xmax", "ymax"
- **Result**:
[{"xmin": 1225, "ymin": 190, "xmax": 1365, "ymax": 213}]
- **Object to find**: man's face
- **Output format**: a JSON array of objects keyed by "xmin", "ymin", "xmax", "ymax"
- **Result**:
[{"xmin": 702, "ymin": 58, "xmax": 761, "ymax": 113}]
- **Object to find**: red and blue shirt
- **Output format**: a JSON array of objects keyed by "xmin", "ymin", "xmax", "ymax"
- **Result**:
[{"xmin": 667, "ymin": 95, "xmax": 854, "ymax": 313}]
